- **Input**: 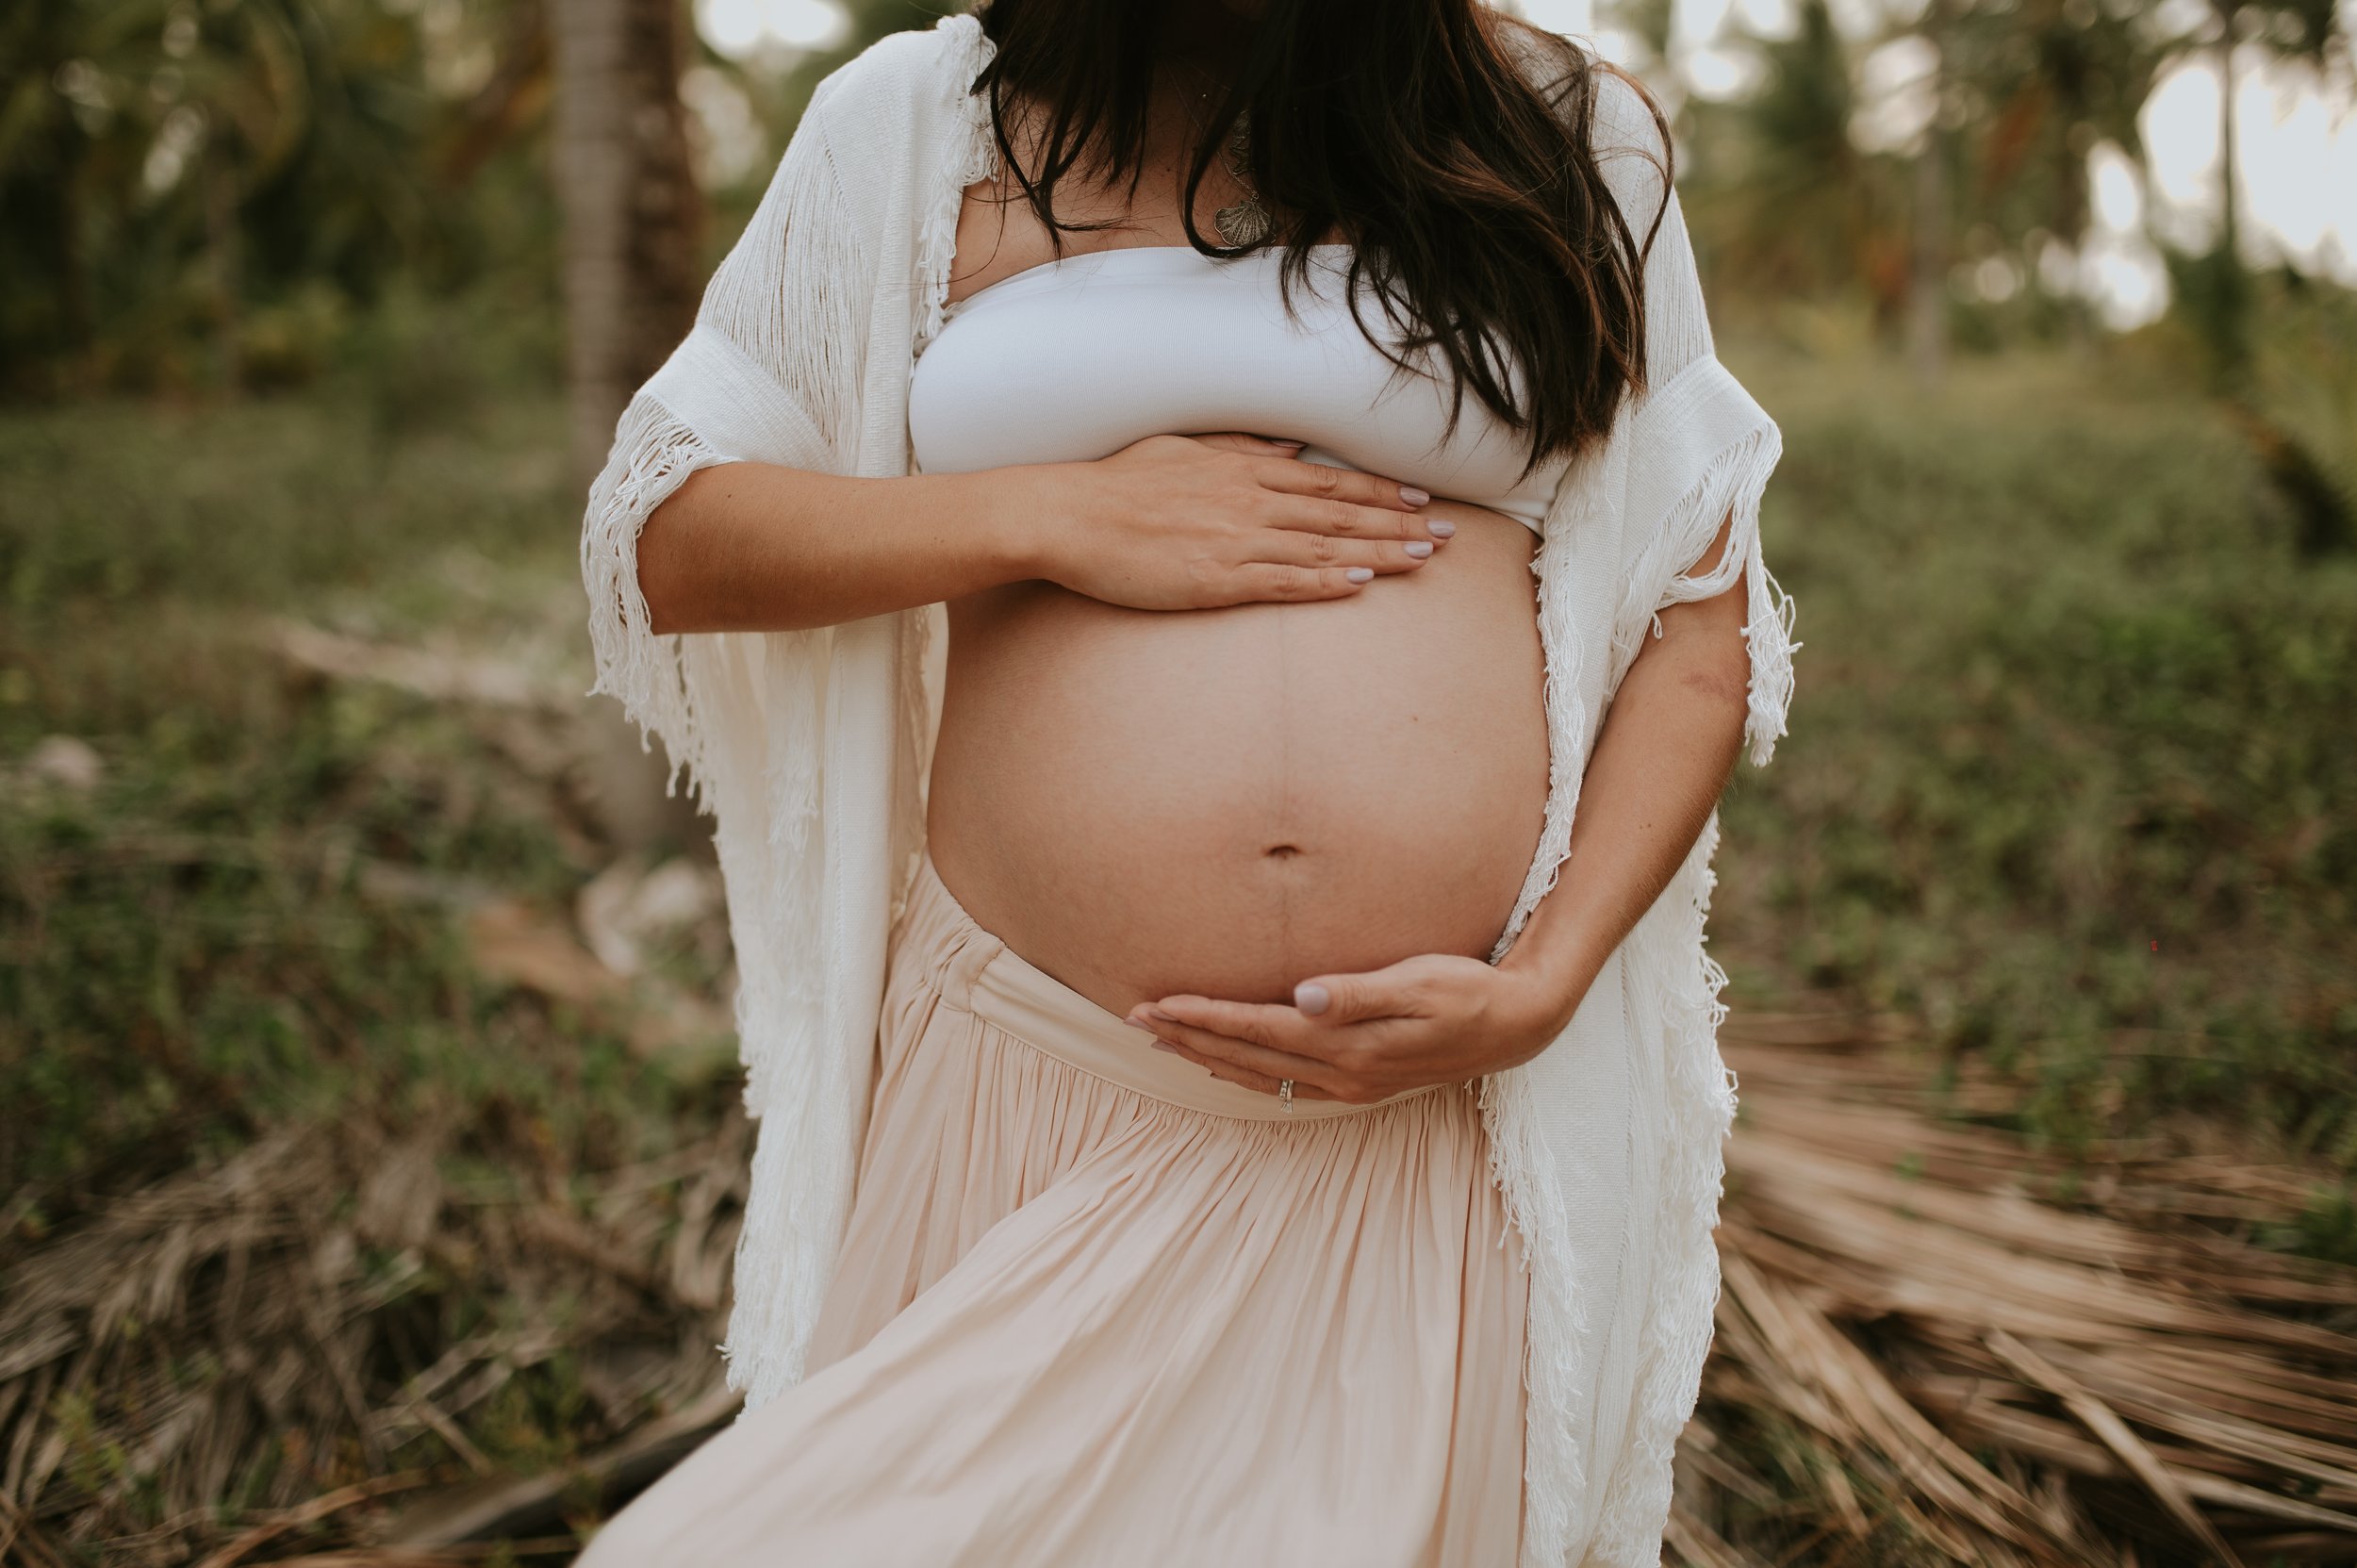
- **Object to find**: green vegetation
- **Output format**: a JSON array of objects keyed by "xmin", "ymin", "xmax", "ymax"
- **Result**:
[
  {"xmin": 0, "ymin": 388, "xmax": 724, "ymax": 1236},
  {"xmin": 1716, "ymin": 337, "xmax": 2357, "ymax": 1175},
  {"xmin": 0, "ymin": 370, "xmax": 757, "ymax": 1555},
  {"xmin": 5, "ymin": 329, "xmax": 2349, "ymax": 1242}
]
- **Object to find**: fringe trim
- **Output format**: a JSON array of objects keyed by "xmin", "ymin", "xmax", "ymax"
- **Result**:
[
  {"xmin": 722, "ymin": 9, "xmax": 996, "ymax": 1417},
  {"xmin": 578, "ymin": 393, "xmax": 733, "ymax": 806},
  {"xmin": 1479, "ymin": 369, "xmax": 1789, "ymax": 1560},
  {"xmin": 1738, "ymin": 524, "xmax": 1801, "ymax": 768},
  {"xmin": 1477, "ymin": 1067, "xmax": 1587, "ymax": 1568},
  {"xmin": 594, "ymin": 47, "xmax": 876, "ymax": 1414},
  {"xmin": 574, "ymin": 398, "xmax": 850, "ymax": 1414},
  {"xmin": 913, "ymin": 13, "xmax": 997, "ymax": 360},
  {"xmin": 1607, "ymin": 419, "xmax": 1797, "ymax": 768},
  {"xmin": 1479, "ymin": 441, "xmax": 1622, "ymax": 1566},
  {"xmin": 717, "ymin": 626, "xmax": 843, "ymax": 1412},
  {"xmin": 1489, "ymin": 434, "xmax": 1619, "ymax": 965},
  {"xmin": 1589, "ymin": 827, "xmax": 1740, "ymax": 1565},
  {"xmin": 699, "ymin": 94, "xmax": 867, "ymax": 464}
]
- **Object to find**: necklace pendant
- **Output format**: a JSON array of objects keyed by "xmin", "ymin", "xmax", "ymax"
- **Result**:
[
  {"xmin": 1214, "ymin": 195, "xmax": 1272, "ymax": 248},
  {"xmin": 1214, "ymin": 114, "xmax": 1272, "ymax": 249}
]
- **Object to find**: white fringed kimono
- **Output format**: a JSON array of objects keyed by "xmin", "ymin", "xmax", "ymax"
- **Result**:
[{"xmin": 578, "ymin": 13, "xmax": 1793, "ymax": 1565}]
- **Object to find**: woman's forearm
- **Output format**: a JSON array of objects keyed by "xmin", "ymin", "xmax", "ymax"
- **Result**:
[
  {"xmin": 1496, "ymin": 515, "xmax": 1752, "ymax": 1032},
  {"xmin": 636, "ymin": 434, "xmax": 1450, "ymax": 634},
  {"xmin": 638, "ymin": 461, "xmax": 1049, "ymax": 635}
]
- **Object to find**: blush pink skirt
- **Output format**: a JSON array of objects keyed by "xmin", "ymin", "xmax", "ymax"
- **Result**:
[{"xmin": 579, "ymin": 852, "xmax": 1530, "ymax": 1566}]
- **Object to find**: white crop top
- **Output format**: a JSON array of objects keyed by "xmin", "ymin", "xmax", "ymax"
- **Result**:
[{"xmin": 909, "ymin": 243, "xmax": 1569, "ymax": 534}]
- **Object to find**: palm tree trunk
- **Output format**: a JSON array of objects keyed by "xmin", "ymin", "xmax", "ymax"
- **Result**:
[
  {"xmin": 551, "ymin": 0, "xmax": 710, "ymax": 855},
  {"xmin": 2216, "ymin": 0, "xmax": 2240, "ymax": 266},
  {"xmin": 2210, "ymin": 0, "xmax": 2252, "ymax": 381},
  {"xmin": 206, "ymin": 141, "xmax": 242, "ymax": 391},
  {"xmin": 1907, "ymin": 0, "xmax": 1951, "ymax": 386},
  {"xmin": 2051, "ymin": 70, "xmax": 2093, "ymax": 355},
  {"xmin": 550, "ymin": 0, "xmax": 702, "ymax": 491}
]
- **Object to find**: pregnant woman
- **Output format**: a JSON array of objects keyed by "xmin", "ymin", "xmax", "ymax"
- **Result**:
[{"xmin": 575, "ymin": 1, "xmax": 1791, "ymax": 1562}]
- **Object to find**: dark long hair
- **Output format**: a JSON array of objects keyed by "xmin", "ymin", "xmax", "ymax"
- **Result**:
[{"xmin": 966, "ymin": 0, "xmax": 1672, "ymax": 479}]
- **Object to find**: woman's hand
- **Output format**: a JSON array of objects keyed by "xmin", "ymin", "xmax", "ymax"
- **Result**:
[
  {"xmin": 1126, "ymin": 507, "xmax": 1756, "ymax": 1106},
  {"xmin": 1021, "ymin": 433, "xmax": 1454, "ymax": 611},
  {"xmin": 1120, "ymin": 955, "xmax": 1578, "ymax": 1103}
]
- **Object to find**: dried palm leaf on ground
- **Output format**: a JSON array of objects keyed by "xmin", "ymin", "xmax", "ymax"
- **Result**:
[
  {"xmin": 0, "ymin": 1114, "xmax": 745, "ymax": 1566},
  {"xmin": 1673, "ymin": 1008, "xmax": 2357, "ymax": 1567},
  {"xmin": 9, "ymin": 991, "xmax": 2355, "ymax": 1564}
]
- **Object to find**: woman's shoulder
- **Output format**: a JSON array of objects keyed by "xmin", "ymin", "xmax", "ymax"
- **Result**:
[
  {"xmin": 1589, "ymin": 67, "xmax": 1673, "ymax": 226},
  {"xmin": 803, "ymin": 11, "xmax": 990, "ymax": 133},
  {"xmin": 764, "ymin": 13, "xmax": 988, "ymax": 243},
  {"xmin": 1492, "ymin": 21, "xmax": 1672, "ymax": 209}
]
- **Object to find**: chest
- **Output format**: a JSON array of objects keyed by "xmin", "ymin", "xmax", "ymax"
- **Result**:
[{"xmin": 908, "ymin": 242, "xmax": 1566, "ymax": 530}]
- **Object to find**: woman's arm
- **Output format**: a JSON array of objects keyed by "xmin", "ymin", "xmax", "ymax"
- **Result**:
[
  {"xmin": 639, "ymin": 461, "xmax": 1041, "ymax": 635},
  {"xmin": 637, "ymin": 434, "xmax": 1454, "ymax": 635},
  {"xmin": 1488, "ymin": 514, "xmax": 1748, "ymax": 1031},
  {"xmin": 1120, "ymin": 515, "xmax": 1750, "ymax": 1101}
]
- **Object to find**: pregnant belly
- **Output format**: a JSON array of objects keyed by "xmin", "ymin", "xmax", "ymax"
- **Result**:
[{"xmin": 924, "ymin": 500, "xmax": 1551, "ymax": 1022}]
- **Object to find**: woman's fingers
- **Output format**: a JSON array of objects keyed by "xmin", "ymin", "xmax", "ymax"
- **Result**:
[
  {"xmin": 1083, "ymin": 432, "xmax": 1453, "ymax": 609},
  {"xmin": 1161, "ymin": 1039, "xmax": 1339, "ymax": 1100},
  {"xmin": 1276, "ymin": 494, "xmax": 1453, "ymax": 547},
  {"xmin": 1230, "ymin": 563, "xmax": 1378, "ymax": 601},
  {"xmin": 1255, "ymin": 530, "xmax": 1433, "ymax": 576},
  {"xmin": 1253, "ymin": 456, "xmax": 1432, "ymax": 517},
  {"xmin": 1128, "ymin": 1014, "xmax": 1344, "ymax": 1099},
  {"xmin": 1150, "ymin": 995, "xmax": 1317, "ymax": 1049},
  {"xmin": 1288, "ymin": 961, "xmax": 1436, "ymax": 1025},
  {"xmin": 1184, "ymin": 431, "xmax": 1308, "ymax": 459}
]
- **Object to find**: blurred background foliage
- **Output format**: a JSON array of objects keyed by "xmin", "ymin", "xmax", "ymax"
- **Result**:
[
  {"xmin": 7, "ymin": 0, "xmax": 2344, "ymax": 1193},
  {"xmin": 3, "ymin": 0, "xmax": 2356, "ymax": 1561}
]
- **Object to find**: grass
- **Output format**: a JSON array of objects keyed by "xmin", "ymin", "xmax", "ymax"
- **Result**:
[
  {"xmin": 0, "ymin": 328, "xmax": 2351, "ymax": 1559},
  {"xmin": 0, "ymin": 388, "xmax": 722, "ymax": 1244},
  {"xmin": 1719, "ymin": 345, "xmax": 2357, "ymax": 1178},
  {"xmin": 6, "ymin": 339, "xmax": 2353, "ymax": 1217},
  {"xmin": 1, "ymin": 384, "xmax": 744, "ymax": 1558}
]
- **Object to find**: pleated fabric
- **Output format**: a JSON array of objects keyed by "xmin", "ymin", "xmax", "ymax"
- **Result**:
[{"xmin": 578, "ymin": 852, "xmax": 1530, "ymax": 1567}]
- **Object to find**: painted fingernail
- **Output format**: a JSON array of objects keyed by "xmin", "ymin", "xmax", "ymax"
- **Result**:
[
  {"xmin": 1294, "ymin": 982, "xmax": 1330, "ymax": 1015},
  {"xmin": 1404, "ymin": 540, "xmax": 1434, "ymax": 559},
  {"xmin": 1426, "ymin": 520, "xmax": 1457, "ymax": 538},
  {"xmin": 1344, "ymin": 567, "xmax": 1375, "ymax": 584},
  {"xmin": 1150, "ymin": 1040, "xmax": 1180, "ymax": 1054},
  {"xmin": 1274, "ymin": 437, "xmax": 1306, "ymax": 449},
  {"xmin": 1144, "ymin": 1005, "xmax": 1176, "ymax": 1022},
  {"xmin": 1399, "ymin": 486, "xmax": 1431, "ymax": 506}
]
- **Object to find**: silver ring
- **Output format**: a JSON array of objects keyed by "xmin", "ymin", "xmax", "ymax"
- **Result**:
[{"xmin": 1278, "ymin": 1079, "xmax": 1294, "ymax": 1114}]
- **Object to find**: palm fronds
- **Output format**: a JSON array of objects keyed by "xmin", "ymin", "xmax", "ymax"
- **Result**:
[{"xmin": 1678, "ymin": 1008, "xmax": 2357, "ymax": 1565}]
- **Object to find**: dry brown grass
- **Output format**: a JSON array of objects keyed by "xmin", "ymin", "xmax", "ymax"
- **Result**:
[
  {"xmin": 0, "ymin": 1109, "xmax": 746, "ymax": 1565},
  {"xmin": 7, "ymin": 994, "xmax": 2353, "ymax": 1566},
  {"xmin": 1675, "ymin": 1006, "xmax": 2357, "ymax": 1567}
]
